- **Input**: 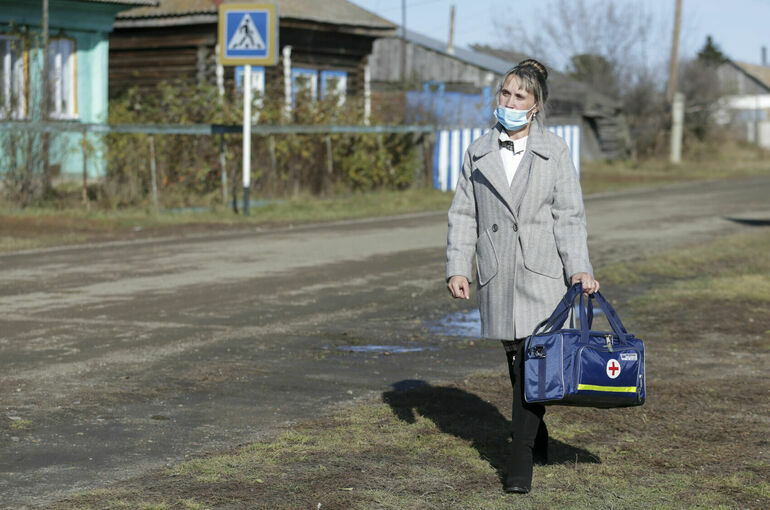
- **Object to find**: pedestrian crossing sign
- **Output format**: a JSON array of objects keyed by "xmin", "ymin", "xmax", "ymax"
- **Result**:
[{"xmin": 218, "ymin": 3, "xmax": 278, "ymax": 66}]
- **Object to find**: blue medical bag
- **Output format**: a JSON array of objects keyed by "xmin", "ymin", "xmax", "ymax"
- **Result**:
[{"xmin": 523, "ymin": 284, "xmax": 646, "ymax": 408}]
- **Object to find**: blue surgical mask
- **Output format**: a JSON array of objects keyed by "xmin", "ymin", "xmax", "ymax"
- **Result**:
[{"xmin": 495, "ymin": 104, "xmax": 536, "ymax": 131}]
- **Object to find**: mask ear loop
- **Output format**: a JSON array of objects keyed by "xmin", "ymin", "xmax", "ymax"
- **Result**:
[{"xmin": 529, "ymin": 104, "xmax": 538, "ymax": 122}]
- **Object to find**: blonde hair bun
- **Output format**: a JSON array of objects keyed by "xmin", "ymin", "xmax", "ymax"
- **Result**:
[{"xmin": 517, "ymin": 58, "xmax": 548, "ymax": 82}]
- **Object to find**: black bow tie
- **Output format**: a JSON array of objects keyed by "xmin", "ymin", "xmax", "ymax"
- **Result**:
[{"xmin": 500, "ymin": 140, "xmax": 522, "ymax": 153}]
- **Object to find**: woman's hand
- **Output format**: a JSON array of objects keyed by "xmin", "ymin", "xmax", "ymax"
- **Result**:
[
  {"xmin": 571, "ymin": 272, "xmax": 600, "ymax": 295},
  {"xmin": 447, "ymin": 275, "xmax": 470, "ymax": 299}
]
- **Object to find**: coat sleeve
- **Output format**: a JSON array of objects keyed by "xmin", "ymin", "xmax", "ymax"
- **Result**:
[
  {"xmin": 551, "ymin": 143, "xmax": 593, "ymax": 279},
  {"xmin": 446, "ymin": 149, "xmax": 477, "ymax": 283}
]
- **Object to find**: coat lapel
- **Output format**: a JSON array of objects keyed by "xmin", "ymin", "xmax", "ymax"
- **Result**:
[
  {"xmin": 509, "ymin": 150, "xmax": 533, "ymax": 215},
  {"xmin": 473, "ymin": 124, "xmax": 517, "ymax": 220},
  {"xmin": 509, "ymin": 121, "xmax": 553, "ymax": 216},
  {"xmin": 525, "ymin": 120, "xmax": 552, "ymax": 160},
  {"xmin": 473, "ymin": 121, "xmax": 553, "ymax": 221}
]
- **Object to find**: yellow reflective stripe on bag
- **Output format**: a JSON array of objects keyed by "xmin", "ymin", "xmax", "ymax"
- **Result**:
[{"xmin": 577, "ymin": 384, "xmax": 638, "ymax": 393}]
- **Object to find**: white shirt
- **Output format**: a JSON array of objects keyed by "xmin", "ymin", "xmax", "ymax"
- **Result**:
[{"xmin": 498, "ymin": 131, "xmax": 528, "ymax": 186}]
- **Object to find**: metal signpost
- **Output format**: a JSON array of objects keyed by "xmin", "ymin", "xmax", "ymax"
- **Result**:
[{"xmin": 218, "ymin": 3, "xmax": 278, "ymax": 215}]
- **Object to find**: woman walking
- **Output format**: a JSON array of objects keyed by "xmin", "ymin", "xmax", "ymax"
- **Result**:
[{"xmin": 446, "ymin": 59, "xmax": 599, "ymax": 493}]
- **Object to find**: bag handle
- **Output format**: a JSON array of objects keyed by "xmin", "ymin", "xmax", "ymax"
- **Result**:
[
  {"xmin": 535, "ymin": 283, "xmax": 580, "ymax": 334},
  {"xmin": 527, "ymin": 283, "xmax": 595, "ymax": 354},
  {"xmin": 588, "ymin": 291, "xmax": 630, "ymax": 339},
  {"xmin": 528, "ymin": 284, "xmax": 631, "ymax": 354},
  {"xmin": 534, "ymin": 282, "xmax": 593, "ymax": 335}
]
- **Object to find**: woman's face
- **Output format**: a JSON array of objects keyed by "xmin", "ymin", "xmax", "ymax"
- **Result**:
[{"xmin": 498, "ymin": 75, "xmax": 538, "ymax": 114}]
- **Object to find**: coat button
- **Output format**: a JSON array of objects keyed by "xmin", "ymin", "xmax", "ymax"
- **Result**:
[
  {"xmin": 513, "ymin": 224, "xmax": 518, "ymax": 232},
  {"xmin": 492, "ymin": 224, "xmax": 498, "ymax": 232}
]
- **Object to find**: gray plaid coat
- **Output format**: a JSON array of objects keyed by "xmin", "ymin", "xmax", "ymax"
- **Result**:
[{"xmin": 446, "ymin": 121, "xmax": 593, "ymax": 340}]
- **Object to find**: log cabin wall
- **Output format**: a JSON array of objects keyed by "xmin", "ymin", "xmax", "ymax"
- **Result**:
[
  {"xmin": 110, "ymin": 24, "xmax": 218, "ymax": 96},
  {"xmin": 109, "ymin": 20, "xmax": 378, "ymax": 102}
]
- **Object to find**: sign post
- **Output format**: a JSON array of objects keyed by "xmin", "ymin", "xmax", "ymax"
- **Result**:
[
  {"xmin": 243, "ymin": 64, "xmax": 252, "ymax": 208},
  {"xmin": 218, "ymin": 3, "xmax": 278, "ymax": 215}
]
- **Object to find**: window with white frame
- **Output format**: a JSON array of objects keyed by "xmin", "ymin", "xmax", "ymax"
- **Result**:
[
  {"xmin": 48, "ymin": 37, "xmax": 77, "ymax": 119},
  {"xmin": 235, "ymin": 66, "xmax": 265, "ymax": 105},
  {"xmin": 320, "ymin": 70, "xmax": 347, "ymax": 106},
  {"xmin": 235, "ymin": 66, "xmax": 265, "ymax": 122},
  {"xmin": 0, "ymin": 35, "xmax": 26, "ymax": 119},
  {"xmin": 291, "ymin": 68, "xmax": 318, "ymax": 107}
]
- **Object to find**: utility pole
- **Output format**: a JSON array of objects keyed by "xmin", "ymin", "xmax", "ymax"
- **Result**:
[
  {"xmin": 401, "ymin": 0, "xmax": 407, "ymax": 86},
  {"xmin": 665, "ymin": 0, "xmax": 682, "ymax": 103},
  {"xmin": 670, "ymin": 92, "xmax": 684, "ymax": 163},
  {"xmin": 447, "ymin": 5, "xmax": 455, "ymax": 54},
  {"xmin": 666, "ymin": 0, "xmax": 683, "ymax": 164}
]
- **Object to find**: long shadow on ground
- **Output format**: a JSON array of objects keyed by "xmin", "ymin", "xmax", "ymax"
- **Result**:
[{"xmin": 382, "ymin": 380, "xmax": 600, "ymax": 486}]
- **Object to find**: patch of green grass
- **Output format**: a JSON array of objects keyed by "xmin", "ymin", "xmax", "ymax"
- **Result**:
[
  {"xmin": 57, "ymin": 489, "xmax": 169, "ymax": 510},
  {"xmin": 2, "ymin": 187, "xmax": 453, "ymax": 227},
  {"xmin": 600, "ymin": 229, "xmax": 770, "ymax": 285},
  {"xmin": 642, "ymin": 273, "xmax": 770, "ymax": 304},
  {"xmin": 0, "ymin": 188, "xmax": 453, "ymax": 252},
  {"xmin": 8, "ymin": 418, "xmax": 33, "ymax": 431},
  {"xmin": 177, "ymin": 500, "xmax": 207, "ymax": 510},
  {"xmin": 581, "ymin": 141, "xmax": 770, "ymax": 195},
  {"xmin": 599, "ymin": 230, "xmax": 770, "ymax": 344}
]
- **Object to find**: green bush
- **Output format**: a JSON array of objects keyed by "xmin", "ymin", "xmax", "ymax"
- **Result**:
[{"xmin": 104, "ymin": 82, "xmax": 421, "ymax": 208}]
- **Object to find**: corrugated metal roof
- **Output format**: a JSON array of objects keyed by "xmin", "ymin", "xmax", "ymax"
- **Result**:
[
  {"xmin": 398, "ymin": 28, "xmax": 516, "ymax": 75},
  {"xmin": 118, "ymin": 0, "xmax": 395, "ymax": 29},
  {"xmin": 398, "ymin": 29, "xmax": 619, "ymax": 108}
]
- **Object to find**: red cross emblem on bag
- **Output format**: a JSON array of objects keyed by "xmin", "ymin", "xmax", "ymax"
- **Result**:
[{"xmin": 606, "ymin": 359, "xmax": 621, "ymax": 379}]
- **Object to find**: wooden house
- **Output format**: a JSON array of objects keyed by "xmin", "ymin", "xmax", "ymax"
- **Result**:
[
  {"xmin": 715, "ymin": 59, "xmax": 770, "ymax": 149},
  {"xmin": 718, "ymin": 59, "xmax": 770, "ymax": 95},
  {"xmin": 1, "ymin": 0, "xmax": 155, "ymax": 178},
  {"xmin": 109, "ymin": 0, "xmax": 397, "ymax": 113},
  {"xmin": 368, "ymin": 29, "xmax": 630, "ymax": 160}
]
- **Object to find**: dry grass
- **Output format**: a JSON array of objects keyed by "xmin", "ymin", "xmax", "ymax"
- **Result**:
[
  {"xmin": 0, "ymin": 188, "xmax": 453, "ymax": 253},
  {"xmin": 580, "ymin": 139, "xmax": 770, "ymax": 195},
  {"xmin": 3, "ymin": 141, "xmax": 769, "ymax": 254},
  {"xmin": 50, "ymin": 228, "xmax": 770, "ymax": 509}
]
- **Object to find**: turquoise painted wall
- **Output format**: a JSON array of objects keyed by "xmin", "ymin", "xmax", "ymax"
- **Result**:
[{"xmin": 1, "ymin": 0, "xmax": 128, "ymax": 179}]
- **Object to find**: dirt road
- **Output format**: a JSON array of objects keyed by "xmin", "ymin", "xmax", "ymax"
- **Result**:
[{"xmin": 1, "ymin": 176, "xmax": 769, "ymax": 507}]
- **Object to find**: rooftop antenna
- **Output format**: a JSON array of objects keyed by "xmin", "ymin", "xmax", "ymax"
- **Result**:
[{"xmin": 401, "ymin": 0, "xmax": 407, "ymax": 85}]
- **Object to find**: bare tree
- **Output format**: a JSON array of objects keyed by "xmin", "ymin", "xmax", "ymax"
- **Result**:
[
  {"xmin": 568, "ymin": 53, "xmax": 620, "ymax": 98},
  {"xmin": 494, "ymin": 0, "xmax": 669, "ymax": 95},
  {"xmin": 491, "ymin": 0, "xmax": 684, "ymax": 157}
]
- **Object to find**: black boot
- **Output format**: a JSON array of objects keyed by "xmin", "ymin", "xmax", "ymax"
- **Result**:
[{"xmin": 504, "ymin": 441, "xmax": 533, "ymax": 494}]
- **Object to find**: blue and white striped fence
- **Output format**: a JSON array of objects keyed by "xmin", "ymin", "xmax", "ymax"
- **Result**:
[{"xmin": 433, "ymin": 124, "xmax": 582, "ymax": 191}]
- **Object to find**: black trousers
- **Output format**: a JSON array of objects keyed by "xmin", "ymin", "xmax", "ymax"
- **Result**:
[{"xmin": 502, "ymin": 340, "xmax": 547, "ymax": 451}]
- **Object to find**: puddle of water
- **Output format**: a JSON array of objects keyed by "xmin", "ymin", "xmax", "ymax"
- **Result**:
[
  {"xmin": 336, "ymin": 345, "xmax": 438, "ymax": 354},
  {"xmin": 573, "ymin": 305, "xmax": 605, "ymax": 316},
  {"xmin": 427, "ymin": 307, "xmax": 604, "ymax": 337},
  {"xmin": 426, "ymin": 309, "xmax": 481, "ymax": 337}
]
